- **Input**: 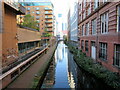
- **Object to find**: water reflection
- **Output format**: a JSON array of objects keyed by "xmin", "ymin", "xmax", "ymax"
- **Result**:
[{"xmin": 41, "ymin": 41, "xmax": 111, "ymax": 89}]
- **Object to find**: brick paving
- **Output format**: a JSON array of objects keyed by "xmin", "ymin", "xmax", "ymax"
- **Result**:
[{"xmin": 7, "ymin": 43, "xmax": 57, "ymax": 88}]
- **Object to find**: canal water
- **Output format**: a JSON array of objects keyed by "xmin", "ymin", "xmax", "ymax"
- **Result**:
[{"xmin": 41, "ymin": 41, "xmax": 111, "ymax": 89}]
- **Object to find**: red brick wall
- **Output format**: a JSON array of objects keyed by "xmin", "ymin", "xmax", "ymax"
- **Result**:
[{"xmin": 78, "ymin": 2, "xmax": 120, "ymax": 74}]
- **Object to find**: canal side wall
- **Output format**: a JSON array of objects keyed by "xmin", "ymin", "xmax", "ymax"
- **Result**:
[{"xmin": 32, "ymin": 42, "xmax": 58, "ymax": 89}]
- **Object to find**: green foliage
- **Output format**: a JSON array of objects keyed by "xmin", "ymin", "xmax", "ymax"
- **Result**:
[
  {"xmin": 42, "ymin": 28, "xmax": 52, "ymax": 37},
  {"xmin": 65, "ymin": 41, "xmax": 120, "ymax": 88},
  {"xmin": 22, "ymin": 14, "xmax": 39, "ymax": 30},
  {"xmin": 43, "ymin": 33, "xmax": 52, "ymax": 37}
]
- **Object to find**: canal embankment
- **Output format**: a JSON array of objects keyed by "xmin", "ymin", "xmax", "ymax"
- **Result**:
[
  {"xmin": 32, "ymin": 42, "xmax": 58, "ymax": 89},
  {"xmin": 65, "ymin": 41, "xmax": 120, "ymax": 88},
  {"xmin": 6, "ymin": 42, "xmax": 58, "ymax": 89}
]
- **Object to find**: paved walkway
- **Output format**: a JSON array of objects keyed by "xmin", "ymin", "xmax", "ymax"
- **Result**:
[{"xmin": 7, "ymin": 44, "xmax": 57, "ymax": 88}]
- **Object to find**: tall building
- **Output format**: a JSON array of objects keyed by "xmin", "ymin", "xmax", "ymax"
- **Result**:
[
  {"xmin": 19, "ymin": 0, "xmax": 54, "ymax": 42},
  {"xmin": 67, "ymin": 10, "xmax": 71, "ymax": 41},
  {"xmin": 69, "ymin": 1, "xmax": 78, "ymax": 47},
  {"xmin": 78, "ymin": 0, "xmax": 120, "ymax": 74}
]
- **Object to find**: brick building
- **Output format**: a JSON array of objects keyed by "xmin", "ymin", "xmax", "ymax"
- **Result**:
[
  {"xmin": 78, "ymin": 0, "xmax": 120, "ymax": 74},
  {"xmin": 18, "ymin": 1, "xmax": 54, "ymax": 43}
]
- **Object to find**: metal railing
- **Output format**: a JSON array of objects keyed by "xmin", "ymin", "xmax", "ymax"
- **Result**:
[
  {"xmin": 44, "ymin": 8, "xmax": 53, "ymax": 11},
  {"xmin": 45, "ymin": 21, "xmax": 53, "ymax": 23},
  {"xmin": 45, "ymin": 12, "xmax": 53, "ymax": 15}
]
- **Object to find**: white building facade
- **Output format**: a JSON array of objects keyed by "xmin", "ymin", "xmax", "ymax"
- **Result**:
[{"xmin": 70, "ymin": 1, "xmax": 78, "ymax": 47}]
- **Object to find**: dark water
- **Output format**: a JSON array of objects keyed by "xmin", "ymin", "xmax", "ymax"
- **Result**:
[{"xmin": 41, "ymin": 41, "xmax": 111, "ymax": 89}]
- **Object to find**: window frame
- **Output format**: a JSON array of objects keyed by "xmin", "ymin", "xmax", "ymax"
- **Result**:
[
  {"xmin": 86, "ymin": 22, "xmax": 89, "ymax": 36},
  {"xmin": 114, "ymin": 44, "xmax": 120, "ymax": 67},
  {"xmin": 94, "ymin": 0, "xmax": 99, "ymax": 10},
  {"xmin": 99, "ymin": 43, "xmax": 107, "ymax": 61},
  {"xmin": 92, "ymin": 18, "xmax": 97, "ymax": 35},
  {"xmin": 101, "ymin": 12, "xmax": 109, "ymax": 34},
  {"xmin": 85, "ymin": 41, "xmax": 89, "ymax": 52},
  {"xmin": 82, "ymin": 25, "xmax": 85, "ymax": 36},
  {"xmin": 81, "ymin": 40, "xmax": 84, "ymax": 50},
  {"xmin": 117, "ymin": 6, "xmax": 120, "ymax": 32}
]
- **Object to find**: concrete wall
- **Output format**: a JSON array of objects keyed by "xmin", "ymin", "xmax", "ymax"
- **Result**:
[
  {"xmin": 2, "ymin": 3, "xmax": 18, "ymax": 67},
  {"xmin": 17, "ymin": 27, "xmax": 41, "ymax": 43}
]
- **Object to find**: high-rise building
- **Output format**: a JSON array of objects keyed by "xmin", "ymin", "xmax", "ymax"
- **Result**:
[
  {"xmin": 69, "ymin": 0, "xmax": 78, "ymax": 47},
  {"xmin": 19, "ymin": 0, "xmax": 54, "ymax": 42},
  {"xmin": 78, "ymin": 0, "xmax": 120, "ymax": 74}
]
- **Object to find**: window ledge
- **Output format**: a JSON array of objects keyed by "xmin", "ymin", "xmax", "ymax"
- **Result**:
[
  {"xmin": 112, "ymin": 65, "xmax": 120, "ymax": 69},
  {"xmin": 99, "ymin": 58, "xmax": 107, "ymax": 62}
]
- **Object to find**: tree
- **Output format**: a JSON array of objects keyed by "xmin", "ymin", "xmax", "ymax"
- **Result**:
[
  {"xmin": 22, "ymin": 14, "xmax": 39, "ymax": 30},
  {"xmin": 42, "ymin": 28, "xmax": 52, "ymax": 37}
]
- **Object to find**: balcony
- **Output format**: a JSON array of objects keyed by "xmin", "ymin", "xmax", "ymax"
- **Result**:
[
  {"xmin": 45, "ymin": 17, "xmax": 53, "ymax": 19},
  {"xmin": 46, "ymin": 25, "xmax": 52, "ymax": 28},
  {"xmin": 45, "ymin": 21, "xmax": 53, "ymax": 23},
  {"xmin": 44, "ymin": 8, "xmax": 53, "ymax": 11},
  {"xmin": 46, "ymin": 29, "xmax": 53, "ymax": 32},
  {"xmin": 45, "ymin": 12, "xmax": 53, "ymax": 15}
]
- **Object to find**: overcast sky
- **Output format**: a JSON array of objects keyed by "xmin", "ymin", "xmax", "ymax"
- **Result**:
[{"xmin": 51, "ymin": 0, "xmax": 76, "ymax": 22}]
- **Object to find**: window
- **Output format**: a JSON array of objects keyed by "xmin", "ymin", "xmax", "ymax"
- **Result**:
[
  {"xmin": 82, "ymin": 25, "xmax": 85, "ymax": 36},
  {"xmin": 36, "ymin": 16, "xmax": 40, "ymax": 19},
  {"xmin": 36, "ymin": 20, "xmax": 40, "ymax": 23},
  {"xmin": 99, "ymin": 43, "xmax": 107, "ymax": 60},
  {"xmin": 45, "ymin": 7, "xmax": 49, "ymax": 9},
  {"xmin": 36, "ymin": 7, "xmax": 39, "ymax": 10},
  {"xmin": 88, "ymin": 6, "xmax": 91, "ymax": 15},
  {"xmin": 36, "ymin": 11, "xmax": 40, "ymax": 14},
  {"xmin": 27, "ymin": 7, "xmax": 30, "ymax": 10},
  {"xmin": 86, "ymin": 22, "xmax": 89, "ymax": 35},
  {"xmin": 83, "ymin": 11, "xmax": 86, "ymax": 19},
  {"xmin": 114, "ymin": 44, "xmax": 120, "ymax": 67},
  {"xmin": 83, "ymin": 0, "xmax": 86, "ymax": 7},
  {"xmin": 45, "ymin": 11, "xmax": 49, "ymax": 13},
  {"xmin": 103, "ymin": 0, "xmax": 108, "ymax": 3},
  {"xmin": 117, "ymin": 6, "xmax": 120, "ymax": 32},
  {"xmin": 81, "ymin": 40, "xmax": 84, "ymax": 49},
  {"xmin": 94, "ymin": 0, "xmax": 98, "ymax": 10},
  {"xmin": 79, "ymin": 4, "xmax": 81, "ymax": 12},
  {"xmin": 101, "ymin": 12, "xmax": 108, "ymax": 34},
  {"xmin": 92, "ymin": 19, "xmax": 97, "ymax": 35},
  {"xmin": 85, "ymin": 41, "xmax": 88, "ymax": 52}
]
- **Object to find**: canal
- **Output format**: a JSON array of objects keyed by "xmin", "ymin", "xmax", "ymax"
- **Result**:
[{"xmin": 40, "ymin": 41, "xmax": 111, "ymax": 89}]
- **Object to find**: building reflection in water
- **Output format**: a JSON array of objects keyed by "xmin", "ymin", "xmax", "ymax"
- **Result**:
[{"xmin": 41, "ymin": 41, "xmax": 111, "ymax": 89}]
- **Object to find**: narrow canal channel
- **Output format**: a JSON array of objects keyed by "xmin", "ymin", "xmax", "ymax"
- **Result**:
[{"xmin": 41, "ymin": 41, "xmax": 111, "ymax": 89}]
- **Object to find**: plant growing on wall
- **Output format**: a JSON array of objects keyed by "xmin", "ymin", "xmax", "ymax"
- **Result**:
[
  {"xmin": 42, "ymin": 28, "xmax": 52, "ymax": 37},
  {"xmin": 22, "ymin": 14, "xmax": 39, "ymax": 30}
]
